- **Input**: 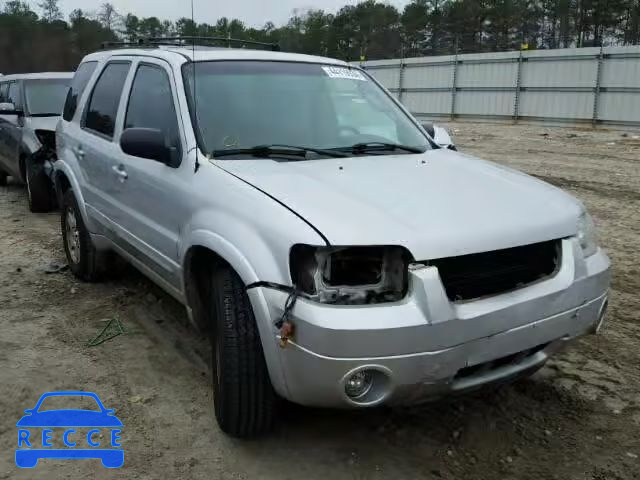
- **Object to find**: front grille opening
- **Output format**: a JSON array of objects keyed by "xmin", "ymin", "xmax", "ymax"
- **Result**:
[
  {"xmin": 455, "ymin": 342, "xmax": 550, "ymax": 380},
  {"xmin": 428, "ymin": 240, "xmax": 560, "ymax": 302}
]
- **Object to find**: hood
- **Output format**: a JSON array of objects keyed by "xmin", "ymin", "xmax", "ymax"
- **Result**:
[
  {"xmin": 26, "ymin": 116, "xmax": 60, "ymax": 132},
  {"xmin": 16, "ymin": 410, "xmax": 123, "ymax": 427},
  {"xmin": 214, "ymin": 149, "xmax": 582, "ymax": 260}
]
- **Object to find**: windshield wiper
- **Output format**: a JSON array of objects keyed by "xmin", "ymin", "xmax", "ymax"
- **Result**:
[
  {"xmin": 212, "ymin": 144, "xmax": 348, "ymax": 159},
  {"xmin": 341, "ymin": 142, "xmax": 426, "ymax": 155},
  {"xmin": 30, "ymin": 113, "xmax": 60, "ymax": 117}
]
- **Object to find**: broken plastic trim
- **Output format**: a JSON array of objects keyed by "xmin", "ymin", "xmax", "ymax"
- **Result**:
[
  {"xmin": 35, "ymin": 129, "xmax": 56, "ymax": 151},
  {"xmin": 245, "ymin": 282, "xmax": 299, "ymax": 347},
  {"xmin": 245, "ymin": 281, "xmax": 293, "ymax": 293}
]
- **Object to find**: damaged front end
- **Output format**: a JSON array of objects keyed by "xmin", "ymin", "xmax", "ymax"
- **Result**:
[
  {"xmin": 289, "ymin": 245, "xmax": 411, "ymax": 305},
  {"xmin": 29, "ymin": 129, "xmax": 58, "ymax": 183},
  {"xmin": 23, "ymin": 129, "xmax": 59, "ymax": 212},
  {"xmin": 32, "ymin": 129, "xmax": 57, "ymax": 164}
]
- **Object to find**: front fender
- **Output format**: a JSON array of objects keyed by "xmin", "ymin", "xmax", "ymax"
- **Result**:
[
  {"xmin": 21, "ymin": 131, "xmax": 40, "ymax": 157},
  {"xmin": 179, "ymin": 206, "xmax": 310, "ymax": 287},
  {"xmin": 183, "ymin": 229, "xmax": 262, "ymax": 286},
  {"xmin": 180, "ymin": 212, "xmax": 311, "ymax": 402}
]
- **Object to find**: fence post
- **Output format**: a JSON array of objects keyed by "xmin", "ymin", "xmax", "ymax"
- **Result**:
[
  {"xmin": 514, "ymin": 49, "xmax": 524, "ymax": 123},
  {"xmin": 592, "ymin": 44, "xmax": 604, "ymax": 126},
  {"xmin": 450, "ymin": 40, "xmax": 459, "ymax": 120}
]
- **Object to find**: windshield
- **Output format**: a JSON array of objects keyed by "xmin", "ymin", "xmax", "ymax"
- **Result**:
[
  {"xmin": 25, "ymin": 79, "xmax": 70, "ymax": 116},
  {"xmin": 37, "ymin": 395, "xmax": 101, "ymax": 412},
  {"xmin": 183, "ymin": 61, "xmax": 429, "ymax": 157}
]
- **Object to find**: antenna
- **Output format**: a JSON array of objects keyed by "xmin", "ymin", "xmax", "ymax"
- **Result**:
[{"xmin": 191, "ymin": 0, "xmax": 200, "ymax": 172}]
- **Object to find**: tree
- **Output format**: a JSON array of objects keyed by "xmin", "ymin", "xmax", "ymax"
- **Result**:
[
  {"xmin": 69, "ymin": 8, "xmax": 118, "ymax": 60},
  {"xmin": 123, "ymin": 13, "xmax": 140, "ymax": 40},
  {"xmin": 139, "ymin": 17, "xmax": 163, "ymax": 38},
  {"xmin": 402, "ymin": 0, "xmax": 430, "ymax": 56},
  {"xmin": 331, "ymin": 1, "xmax": 402, "ymax": 61},
  {"xmin": 3, "ymin": 0, "xmax": 37, "ymax": 17},
  {"xmin": 98, "ymin": 2, "xmax": 119, "ymax": 32},
  {"xmin": 38, "ymin": 0, "xmax": 62, "ymax": 22},
  {"xmin": 0, "ymin": 0, "xmax": 638, "ymax": 77},
  {"xmin": 175, "ymin": 17, "xmax": 198, "ymax": 37},
  {"xmin": 444, "ymin": 0, "xmax": 488, "ymax": 53}
]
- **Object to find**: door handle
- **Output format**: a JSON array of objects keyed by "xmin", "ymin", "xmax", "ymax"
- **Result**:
[
  {"xmin": 112, "ymin": 165, "xmax": 128, "ymax": 181},
  {"xmin": 74, "ymin": 146, "xmax": 85, "ymax": 159}
]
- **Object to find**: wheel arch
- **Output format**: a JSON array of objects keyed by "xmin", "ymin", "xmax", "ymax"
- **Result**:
[
  {"xmin": 181, "ymin": 240, "xmax": 290, "ymax": 400},
  {"xmin": 181, "ymin": 233, "xmax": 261, "ymax": 331},
  {"xmin": 52, "ymin": 163, "xmax": 91, "ymax": 228}
]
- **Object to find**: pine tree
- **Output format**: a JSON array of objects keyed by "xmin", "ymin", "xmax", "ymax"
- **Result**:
[{"xmin": 38, "ymin": 0, "xmax": 62, "ymax": 22}]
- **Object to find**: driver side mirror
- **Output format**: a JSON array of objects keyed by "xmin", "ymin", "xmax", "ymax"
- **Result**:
[
  {"xmin": 120, "ymin": 128, "xmax": 177, "ymax": 167},
  {"xmin": 0, "ymin": 102, "xmax": 24, "ymax": 116},
  {"xmin": 421, "ymin": 123, "xmax": 457, "ymax": 151}
]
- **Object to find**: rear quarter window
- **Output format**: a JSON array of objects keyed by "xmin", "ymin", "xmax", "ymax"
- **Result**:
[{"xmin": 63, "ymin": 61, "xmax": 98, "ymax": 121}]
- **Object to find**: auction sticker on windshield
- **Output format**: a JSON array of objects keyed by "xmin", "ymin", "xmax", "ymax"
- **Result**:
[{"xmin": 322, "ymin": 66, "xmax": 367, "ymax": 81}]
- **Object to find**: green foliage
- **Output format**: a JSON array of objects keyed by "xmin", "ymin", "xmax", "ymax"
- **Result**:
[{"xmin": 0, "ymin": 0, "xmax": 638, "ymax": 75}]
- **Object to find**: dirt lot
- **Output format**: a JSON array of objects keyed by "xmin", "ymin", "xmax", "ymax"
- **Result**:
[{"xmin": 1, "ymin": 123, "xmax": 639, "ymax": 479}]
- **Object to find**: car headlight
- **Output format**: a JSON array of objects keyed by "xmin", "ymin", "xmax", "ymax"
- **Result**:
[
  {"xmin": 289, "ymin": 245, "xmax": 411, "ymax": 305},
  {"xmin": 577, "ymin": 212, "xmax": 598, "ymax": 258}
]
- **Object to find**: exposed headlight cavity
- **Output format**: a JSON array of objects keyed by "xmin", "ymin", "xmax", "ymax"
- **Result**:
[
  {"xmin": 290, "ymin": 245, "xmax": 411, "ymax": 305},
  {"xmin": 577, "ymin": 212, "xmax": 598, "ymax": 258}
]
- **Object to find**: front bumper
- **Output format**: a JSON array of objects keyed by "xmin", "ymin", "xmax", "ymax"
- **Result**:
[{"xmin": 249, "ymin": 239, "xmax": 610, "ymax": 408}]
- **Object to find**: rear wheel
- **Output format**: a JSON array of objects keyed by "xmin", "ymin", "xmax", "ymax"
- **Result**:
[
  {"xmin": 61, "ymin": 189, "xmax": 107, "ymax": 282},
  {"xmin": 26, "ymin": 158, "xmax": 54, "ymax": 212},
  {"xmin": 210, "ymin": 265, "xmax": 277, "ymax": 438}
]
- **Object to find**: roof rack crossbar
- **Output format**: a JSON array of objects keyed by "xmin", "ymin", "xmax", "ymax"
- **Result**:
[
  {"xmin": 100, "ymin": 36, "xmax": 280, "ymax": 52},
  {"xmin": 100, "ymin": 39, "xmax": 149, "ymax": 49},
  {"xmin": 148, "ymin": 36, "xmax": 280, "ymax": 51}
]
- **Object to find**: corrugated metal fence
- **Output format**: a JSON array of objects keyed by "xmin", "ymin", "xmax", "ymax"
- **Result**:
[{"xmin": 359, "ymin": 46, "xmax": 640, "ymax": 127}]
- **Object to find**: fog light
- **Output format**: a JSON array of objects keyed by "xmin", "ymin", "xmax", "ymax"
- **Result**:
[{"xmin": 345, "ymin": 371, "xmax": 373, "ymax": 399}]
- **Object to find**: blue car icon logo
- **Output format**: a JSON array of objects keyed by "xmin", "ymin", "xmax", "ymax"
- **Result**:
[{"xmin": 16, "ymin": 391, "xmax": 123, "ymax": 468}]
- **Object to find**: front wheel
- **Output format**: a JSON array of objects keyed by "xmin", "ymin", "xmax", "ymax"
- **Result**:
[
  {"xmin": 61, "ymin": 189, "xmax": 107, "ymax": 282},
  {"xmin": 0, "ymin": 170, "xmax": 7, "ymax": 186},
  {"xmin": 210, "ymin": 265, "xmax": 277, "ymax": 438}
]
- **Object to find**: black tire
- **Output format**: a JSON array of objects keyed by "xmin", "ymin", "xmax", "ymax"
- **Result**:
[
  {"xmin": 61, "ymin": 189, "xmax": 107, "ymax": 282},
  {"xmin": 0, "ymin": 170, "xmax": 7, "ymax": 186},
  {"xmin": 210, "ymin": 265, "xmax": 277, "ymax": 438},
  {"xmin": 26, "ymin": 158, "xmax": 54, "ymax": 213}
]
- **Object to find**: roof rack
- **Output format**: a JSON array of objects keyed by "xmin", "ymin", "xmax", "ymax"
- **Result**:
[{"xmin": 101, "ymin": 36, "xmax": 280, "ymax": 52}]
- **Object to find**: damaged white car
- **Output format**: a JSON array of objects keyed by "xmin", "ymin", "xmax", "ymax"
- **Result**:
[
  {"xmin": 0, "ymin": 72, "xmax": 73, "ymax": 211},
  {"xmin": 54, "ymin": 38, "xmax": 610, "ymax": 438}
]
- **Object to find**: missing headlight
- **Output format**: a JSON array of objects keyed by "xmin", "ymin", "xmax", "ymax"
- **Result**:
[{"xmin": 290, "ymin": 245, "xmax": 411, "ymax": 305}]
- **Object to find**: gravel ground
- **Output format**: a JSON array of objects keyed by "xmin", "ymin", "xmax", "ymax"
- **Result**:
[{"xmin": 1, "ymin": 122, "xmax": 639, "ymax": 479}]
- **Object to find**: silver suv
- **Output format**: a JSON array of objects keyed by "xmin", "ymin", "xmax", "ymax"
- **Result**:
[
  {"xmin": 54, "ymin": 39, "xmax": 610, "ymax": 438},
  {"xmin": 0, "ymin": 72, "xmax": 73, "ymax": 211}
]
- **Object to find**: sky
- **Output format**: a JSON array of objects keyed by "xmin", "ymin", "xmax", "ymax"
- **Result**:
[{"xmin": 42, "ymin": 0, "xmax": 412, "ymax": 27}]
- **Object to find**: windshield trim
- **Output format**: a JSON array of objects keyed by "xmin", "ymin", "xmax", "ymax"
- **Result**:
[{"xmin": 180, "ymin": 59, "xmax": 434, "ymax": 158}]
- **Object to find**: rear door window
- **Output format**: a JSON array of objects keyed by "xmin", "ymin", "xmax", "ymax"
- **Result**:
[
  {"xmin": 83, "ymin": 62, "xmax": 131, "ymax": 139},
  {"xmin": 63, "ymin": 61, "xmax": 98, "ymax": 121}
]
